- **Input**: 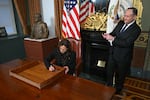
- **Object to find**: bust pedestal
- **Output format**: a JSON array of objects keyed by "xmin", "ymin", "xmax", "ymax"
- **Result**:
[{"xmin": 24, "ymin": 37, "xmax": 58, "ymax": 61}]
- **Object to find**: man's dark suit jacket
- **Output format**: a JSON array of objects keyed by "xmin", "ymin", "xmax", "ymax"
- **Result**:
[{"xmin": 110, "ymin": 20, "xmax": 141, "ymax": 63}]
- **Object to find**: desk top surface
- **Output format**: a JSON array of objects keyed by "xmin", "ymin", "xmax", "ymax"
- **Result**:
[{"xmin": 0, "ymin": 59, "xmax": 115, "ymax": 100}]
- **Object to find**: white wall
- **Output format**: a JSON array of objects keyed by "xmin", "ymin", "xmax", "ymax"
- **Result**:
[
  {"xmin": 41, "ymin": 0, "xmax": 56, "ymax": 38},
  {"xmin": 0, "ymin": 0, "xmax": 17, "ymax": 35}
]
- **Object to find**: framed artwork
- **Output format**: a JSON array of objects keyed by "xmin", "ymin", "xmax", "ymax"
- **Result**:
[{"xmin": 0, "ymin": 27, "xmax": 7, "ymax": 37}]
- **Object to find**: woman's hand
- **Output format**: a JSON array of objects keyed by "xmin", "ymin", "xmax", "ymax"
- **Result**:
[
  {"xmin": 49, "ymin": 65, "xmax": 55, "ymax": 72},
  {"xmin": 64, "ymin": 66, "xmax": 69, "ymax": 74}
]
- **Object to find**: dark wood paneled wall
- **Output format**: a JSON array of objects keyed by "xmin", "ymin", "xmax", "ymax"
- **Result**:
[{"xmin": 132, "ymin": 47, "xmax": 146, "ymax": 68}]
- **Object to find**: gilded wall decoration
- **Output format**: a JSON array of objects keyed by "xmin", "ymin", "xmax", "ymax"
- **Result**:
[{"xmin": 81, "ymin": 12, "xmax": 107, "ymax": 31}]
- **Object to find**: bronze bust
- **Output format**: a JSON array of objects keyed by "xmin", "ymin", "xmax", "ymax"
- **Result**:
[{"xmin": 30, "ymin": 13, "xmax": 49, "ymax": 39}]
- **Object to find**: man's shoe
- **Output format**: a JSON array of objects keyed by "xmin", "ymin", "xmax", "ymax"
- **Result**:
[{"xmin": 115, "ymin": 89, "xmax": 122, "ymax": 95}]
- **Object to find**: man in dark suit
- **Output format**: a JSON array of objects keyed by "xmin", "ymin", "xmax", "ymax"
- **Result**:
[{"xmin": 102, "ymin": 7, "xmax": 141, "ymax": 94}]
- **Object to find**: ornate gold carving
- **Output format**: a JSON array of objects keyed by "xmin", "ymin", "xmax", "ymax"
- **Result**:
[
  {"xmin": 133, "ymin": 0, "xmax": 143, "ymax": 28},
  {"xmin": 81, "ymin": 12, "xmax": 107, "ymax": 31}
]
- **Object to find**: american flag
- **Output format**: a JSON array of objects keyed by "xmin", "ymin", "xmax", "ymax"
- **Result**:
[
  {"xmin": 79, "ymin": 0, "xmax": 95, "ymax": 23},
  {"xmin": 62, "ymin": 0, "xmax": 80, "ymax": 40}
]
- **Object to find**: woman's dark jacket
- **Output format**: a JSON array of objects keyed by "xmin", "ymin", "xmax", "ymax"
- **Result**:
[{"xmin": 44, "ymin": 48, "xmax": 76, "ymax": 75}]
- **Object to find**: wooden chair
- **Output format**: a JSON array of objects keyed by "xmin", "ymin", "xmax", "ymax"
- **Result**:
[{"xmin": 67, "ymin": 38, "xmax": 82, "ymax": 76}]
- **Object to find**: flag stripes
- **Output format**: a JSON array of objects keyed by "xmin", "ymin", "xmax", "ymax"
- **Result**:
[
  {"xmin": 79, "ymin": 0, "xmax": 89, "ymax": 23},
  {"xmin": 79, "ymin": 0, "xmax": 95, "ymax": 23},
  {"xmin": 62, "ymin": 0, "xmax": 80, "ymax": 40}
]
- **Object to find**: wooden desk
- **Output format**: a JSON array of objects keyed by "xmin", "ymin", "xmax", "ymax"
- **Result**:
[{"xmin": 0, "ymin": 59, "xmax": 115, "ymax": 100}]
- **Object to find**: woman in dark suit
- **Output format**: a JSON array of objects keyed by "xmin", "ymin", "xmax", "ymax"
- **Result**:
[
  {"xmin": 44, "ymin": 39, "xmax": 76, "ymax": 75},
  {"xmin": 102, "ymin": 7, "xmax": 141, "ymax": 94}
]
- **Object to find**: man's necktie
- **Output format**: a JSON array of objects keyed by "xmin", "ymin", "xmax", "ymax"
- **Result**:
[{"xmin": 120, "ymin": 24, "xmax": 127, "ymax": 32}]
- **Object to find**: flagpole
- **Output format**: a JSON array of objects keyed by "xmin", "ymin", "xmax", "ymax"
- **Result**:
[
  {"xmin": 77, "ymin": 0, "xmax": 80, "ymax": 8},
  {"xmin": 77, "ymin": 0, "xmax": 81, "ymax": 40}
]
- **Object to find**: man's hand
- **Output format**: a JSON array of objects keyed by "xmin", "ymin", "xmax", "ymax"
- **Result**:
[{"xmin": 102, "ymin": 33, "xmax": 115, "ymax": 41}]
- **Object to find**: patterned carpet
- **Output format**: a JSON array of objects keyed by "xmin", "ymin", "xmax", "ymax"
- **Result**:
[
  {"xmin": 112, "ymin": 77, "xmax": 150, "ymax": 100},
  {"xmin": 79, "ymin": 73, "xmax": 150, "ymax": 99}
]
